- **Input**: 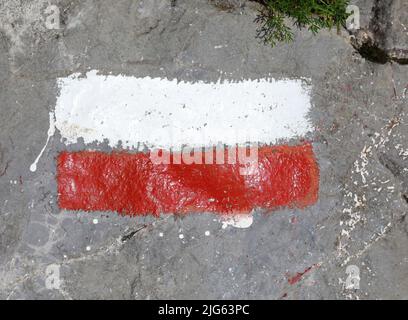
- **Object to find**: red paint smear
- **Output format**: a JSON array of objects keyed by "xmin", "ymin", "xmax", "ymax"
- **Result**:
[
  {"xmin": 57, "ymin": 144, "xmax": 319, "ymax": 216},
  {"xmin": 287, "ymin": 264, "xmax": 319, "ymax": 285},
  {"xmin": 280, "ymin": 293, "xmax": 288, "ymax": 299}
]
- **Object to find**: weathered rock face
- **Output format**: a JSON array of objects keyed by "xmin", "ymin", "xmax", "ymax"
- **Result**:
[
  {"xmin": 385, "ymin": 0, "xmax": 408, "ymax": 63},
  {"xmin": 0, "ymin": 0, "xmax": 407, "ymax": 300},
  {"xmin": 352, "ymin": 0, "xmax": 408, "ymax": 64},
  {"xmin": 209, "ymin": 0, "xmax": 247, "ymax": 11}
]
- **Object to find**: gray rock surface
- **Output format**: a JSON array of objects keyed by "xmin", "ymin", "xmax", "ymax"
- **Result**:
[
  {"xmin": 352, "ymin": 0, "xmax": 408, "ymax": 64},
  {"xmin": 0, "ymin": 0, "xmax": 407, "ymax": 299}
]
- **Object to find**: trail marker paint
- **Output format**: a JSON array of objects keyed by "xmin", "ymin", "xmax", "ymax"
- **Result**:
[
  {"xmin": 55, "ymin": 71, "xmax": 319, "ymax": 216},
  {"xmin": 57, "ymin": 145, "xmax": 318, "ymax": 215},
  {"xmin": 55, "ymin": 71, "xmax": 312, "ymax": 150}
]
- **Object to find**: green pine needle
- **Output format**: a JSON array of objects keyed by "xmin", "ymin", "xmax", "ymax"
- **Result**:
[{"xmin": 255, "ymin": 0, "xmax": 351, "ymax": 46}]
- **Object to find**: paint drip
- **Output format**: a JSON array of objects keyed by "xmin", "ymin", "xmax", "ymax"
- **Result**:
[
  {"xmin": 221, "ymin": 214, "xmax": 254, "ymax": 229},
  {"xmin": 30, "ymin": 112, "xmax": 56, "ymax": 172}
]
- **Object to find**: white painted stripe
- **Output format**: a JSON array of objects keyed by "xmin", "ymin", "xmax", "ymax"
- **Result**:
[{"xmin": 55, "ymin": 70, "xmax": 312, "ymax": 150}]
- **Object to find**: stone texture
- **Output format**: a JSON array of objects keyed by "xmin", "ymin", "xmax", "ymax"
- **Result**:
[
  {"xmin": 351, "ymin": 0, "xmax": 408, "ymax": 64},
  {"xmin": 0, "ymin": 0, "xmax": 407, "ymax": 299}
]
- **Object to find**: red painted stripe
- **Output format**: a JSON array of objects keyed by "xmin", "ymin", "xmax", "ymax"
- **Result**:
[{"xmin": 57, "ymin": 144, "xmax": 319, "ymax": 215}]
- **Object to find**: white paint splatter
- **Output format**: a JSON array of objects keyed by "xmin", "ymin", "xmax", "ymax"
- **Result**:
[
  {"xmin": 92, "ymin": 218, "xmax": 98, "ymax": 225},
  {"xmin": 205, "ymin": 230, "xmax": 210, "ymax": 236},
  {"xmin": 55, "ymin": 71, "xmax": 312, "ymax": 150},
  {"xmin": 337, "ymin": 117, "xmax": 401, "ymax": 266},
  {"xmin": 221, "ymin": 214, "xmax": 253, "ymax": 229},
  {"xmin": 178, "ymin": 234, "xmax": 184, "ymax": 239},
  {"xmin": 30, "ymin": 111, "xmax": 56, "ymax": 172}
]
